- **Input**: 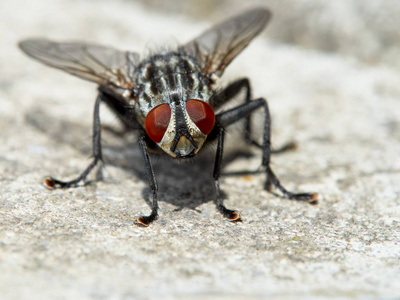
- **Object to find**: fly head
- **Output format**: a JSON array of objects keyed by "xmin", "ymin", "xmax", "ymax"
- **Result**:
[{"xmin": 144, "ymin": 98, "xmax": 215, "ymax": 158}]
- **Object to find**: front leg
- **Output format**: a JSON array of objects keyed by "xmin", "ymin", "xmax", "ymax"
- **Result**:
[
  {"xmin": 135, "ymin": 134, "xmax": 159, "ymax": 226},
  {"xmin": 216, "ymin": 98, "xmax": 318, "ymax": 202},
  {"xmin": 212, "ymin": 125, "xmax": 241, "ymax": 221}
]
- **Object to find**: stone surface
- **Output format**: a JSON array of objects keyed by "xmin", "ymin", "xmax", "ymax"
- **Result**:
[{"xmin": 1, "ymin": 0, "xmax": 399, "ymax": 299}]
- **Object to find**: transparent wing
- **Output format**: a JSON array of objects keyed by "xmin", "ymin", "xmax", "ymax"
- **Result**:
[
  {"xmin": 19, "ymin": 39, "xmax": 139, "ymax": 91},
  {"xmin": 181, "ymin": 8, "xmax": 271, "ymax": 77}
]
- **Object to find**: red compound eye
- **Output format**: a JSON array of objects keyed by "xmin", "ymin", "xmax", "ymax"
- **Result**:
[
  {"xmin": 145, "ymin": 103, "xmax": 171, "ymax": 143},
  {"xmin": 186, "ymin": 99, "xmax": 215, "ymax": 135}
]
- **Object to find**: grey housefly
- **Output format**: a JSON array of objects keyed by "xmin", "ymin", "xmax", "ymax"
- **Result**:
[{"xmin": 19, "ymin": 8, "xmax": 318, "ymax": 226}]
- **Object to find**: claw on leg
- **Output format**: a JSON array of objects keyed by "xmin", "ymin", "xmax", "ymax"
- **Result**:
[
  {"xmin": 43, "ymin": 177, "xmax": 57, "ymax": 189},
  {"xmin": 217, "ymin": 204, "xmax": 241, "ymax": 222},
  {"xmin": 42, "ymin": 156, "xmax": 101, "ymax": 190},
  {"xmin": 266, "ymin": 167, "xmax": 318, "ymax": 204},
  {"xmin": 135, "ymin": 212, "xmax": 158, "ymax": 227},
  {"xmin": 42, "ymin": 176, "xmax": 81, "ymax": 189}
]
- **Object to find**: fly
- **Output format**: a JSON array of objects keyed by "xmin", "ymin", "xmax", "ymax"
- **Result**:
[{"xmin": 19, "ymin": 8, "xmax": 318, "ymax": 226}]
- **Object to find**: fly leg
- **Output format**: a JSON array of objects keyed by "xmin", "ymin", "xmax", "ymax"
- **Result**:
[
  {"xmin": 43, "ymin": 93, "xmax": 106, "ymax": 189},
  {"xmin": 213, "ymin": 125, "xmax": 241, "ymax": 221},
  {"xmin": 212, "ymin": 78, "xmax": 296, "ymax": 153},
  {"xmin": 216, "ymin": 97, "xmax": 318, "ymax": 203},
  {"xmin": 135, "ymin": 134, "xmax": 159, "ymax": 226},
  {"xmin": 257, "ymin": 100, "xmax": 317, "ymax": 201}
]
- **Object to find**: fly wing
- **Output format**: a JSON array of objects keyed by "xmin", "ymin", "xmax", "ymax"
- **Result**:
[
  {"xmin": 181, "ymin": 8, "xmax": 271, "ymax": 77},
  {"xmin": 19, "ymin": 39, "xmax": 139, "ymax": 91}
]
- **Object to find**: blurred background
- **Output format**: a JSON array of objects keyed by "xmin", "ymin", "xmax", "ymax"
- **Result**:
[
  {"xmin": 142, "ymin": 0, "xmax": 400, "ymax": 68},
  {"xmin": 2, "ymin": 0, "xmax": 400, "ymax": 66}
]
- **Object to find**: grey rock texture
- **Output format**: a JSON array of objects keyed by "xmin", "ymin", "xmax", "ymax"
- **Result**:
[{"xmin": 1, "ymin": 0, "xmax": 399, "ymax": 299}]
